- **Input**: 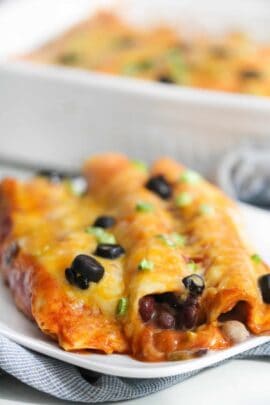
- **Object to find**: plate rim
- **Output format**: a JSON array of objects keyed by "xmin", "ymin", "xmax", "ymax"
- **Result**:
[{"xmin": 0, "ymin": 323, "xmax": 270, "ymax": 378}]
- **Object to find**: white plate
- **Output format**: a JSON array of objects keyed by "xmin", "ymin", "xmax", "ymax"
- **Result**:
[{"xmin": 0, "ymin": 203, "xmax": 270, "ymax": 378}]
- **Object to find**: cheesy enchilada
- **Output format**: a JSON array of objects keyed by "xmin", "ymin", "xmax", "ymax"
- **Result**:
[{"xmin": 1, "ymin": 153, "xmax": 270, "ymax": 361}]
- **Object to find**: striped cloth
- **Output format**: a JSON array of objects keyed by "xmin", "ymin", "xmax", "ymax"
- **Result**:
[
  {"xmin": 217, "ymin": 143, "xmax": 270, "ymax": 209},
  {"xmin": 1, "ymin": 334, "xmax": 270, "ymax": 403}
]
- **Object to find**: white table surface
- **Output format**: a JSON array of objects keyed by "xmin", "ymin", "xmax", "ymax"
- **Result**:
[{"xmin": 0, "ymin": 359, "xmax": 270, "ymax": 405}]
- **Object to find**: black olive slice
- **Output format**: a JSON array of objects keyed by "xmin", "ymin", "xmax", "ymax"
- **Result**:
[
  {"xmin": 259, "ymin": 274, "xmax": 270, "ymax": 303},
  {"xmin": 65, "ymin": 254, "xmax": 104, "ymax": 290},
  {"xmin": 93, "ymin": 216, "xmax": 116, "ymax": 229},
  {"xmin": 157, "ymin": 75, "xmax": 174, "ymax": 84},
  {"xmin": 94, "ymin": 243, "xmax": 125, "ymax": 259},
  {"xmin": 145, "ymin": 175, "xmax": 172, "ymax": 199},
  {"xmin": 239, "ymin": 69, "xmax": 262, "ymax": 80}
]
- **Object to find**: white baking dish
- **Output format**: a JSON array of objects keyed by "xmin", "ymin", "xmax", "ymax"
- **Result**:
[{"xmin": 1, "ymin": 0, "xmax": 270, "ymax": 176}]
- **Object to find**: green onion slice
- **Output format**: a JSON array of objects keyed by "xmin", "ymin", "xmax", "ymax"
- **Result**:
[
  {"xmin": 117, "ymin": 297, "xmax": 128, "ymax": 316},
  {"xmin": 175, "ymin": 192, "xmax": 193, "ymax": 207},
  {"xmin": 251, "ymin": 253, "xmax": 262, "ymax": 264},
  {"xmin": 199, "ymin": 203, "xmax": 215, "ymax": 215},
  {"xmin": 138, "ymin": 258, "xmax": 154, "ymax": 271},
  {"xmin": 136, "ymin": 201, "xmax": 154, "ymax": 213},
  {"xmin": 85, "ymin": 226, "xmax": 116, "ymax": 244},
  {"xmin": 179, "ymin": 170, "xmax": 201, "ymax": 184},
  {"xmin": 187, "ymin": 261, "xmax": 198, "ymax": 271},
  {"xmin": 166, "ymin": 49, "xmax": 187, "ymax": 84},
  {"xmin": 131, "ymin": 160, "xmax": 148, "ymax": 173},
  {"xmin": 157, "ymin": 233, "xmax": 186, "ymax": 247},
  {"xmin": 65, "ymin": 179, "xmax": 86, "ymax": 197}
]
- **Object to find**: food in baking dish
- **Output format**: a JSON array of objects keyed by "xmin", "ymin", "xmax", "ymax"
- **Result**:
[
  {"xmin": 1, "ymin": 153, "xmax": 270, "ymax": 362},
  {"xmin": 22, "ymin": 12, "xmax": 270, "ymax": 97}
]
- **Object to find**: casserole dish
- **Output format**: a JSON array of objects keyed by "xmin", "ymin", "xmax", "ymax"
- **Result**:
[
  {"xmin": 22, "ymin": 12, "xmax": 270, "ymax": 97},
  {"xmin": 1, "ymin": 0, "xmax": 270, "ymax": 176}
]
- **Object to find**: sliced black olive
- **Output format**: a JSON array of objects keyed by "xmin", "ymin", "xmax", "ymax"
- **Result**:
[
  {"xmin": 259, "ymin": 274, "xmax": 270, "ymax": 303},
  {"xmin": 182, "ymin": 274, "xmax": 205, "ymax": 296},
  {"xmin": 94, "ymin": 243, "xmax": 125, "ymax": 259},
  {"xmin": 145, "ymin": 175, "xmax": 172, "ymax": 199},
  {"xmin": 239, "ymin": 69, "xmax": 262, "ymax": 80},
  {"xmin": 65, "ymin": 267, "xmax": 76, "ymax": 285},
  {"xmin": 65, "ymin": 266, "xmax": 90, "ymax": 290},
  {"xmin": 93, "ymin": 216, "xmax": 116, "ymax": 229},
  {"xmin": 65, "ymin": 254, "xmax": 104, "ymax": 290},
  {"xmin": 157, "ymin": 75, "xmax": 174, "ymax": 84}
]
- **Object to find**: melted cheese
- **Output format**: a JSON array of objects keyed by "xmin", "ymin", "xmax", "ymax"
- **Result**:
[
  {"xmin": 23, "ymin": 12, "xmax": 270, "ymax": 97},
  {"xmin": 8, "ymin": 178, "xmax": 125, "ymax": 319},
  {"xmin": 2, "ymin": 154, "xmax": 270, "ymax": 361}
]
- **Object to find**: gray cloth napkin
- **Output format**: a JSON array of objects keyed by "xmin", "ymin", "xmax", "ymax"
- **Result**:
[
  {"xmin": 1, "ymin": 334, "xmax": 270, "ymax": 403},
  {"xmin": 217, "ymin": 143, "xmax": 270, "ymax": 209}
]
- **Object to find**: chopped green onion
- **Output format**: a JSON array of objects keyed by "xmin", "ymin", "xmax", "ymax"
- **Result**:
[
  {"xmin": 131, "ymin": 160, "xmax": 148, "ymax": 173},
  {"xmin": 251, "ymin": 254, "xmax": 262, "ymax": 264},
  {"xmin": 166, "ymin": 49, "xmax": 187, "ymax": 84},
  {"xmin": 65, "ymin": 179, "xmax": 76, "ymax": 195},
  {"xmin": 199, "ymin": 203, "xmax": 215, "ymax": 215},
  {"xmin": 179, "ymin": 170, "xmax": 201, "ymax": 184},
  {"xmin": 85, "ymin": 226, "xmax": 116, "ymax": 244},
  {"xmin": 187, "ymin": 261, "xmax": 197, "ymax": 271},
  {"xmin": 117, "ymin": 297, "xmax": 128, "ymax": 316},
  {"xmin": 58, "ymin": 52, "xmax": 78, "ymax": 65},
  {"xmin": 175, "ymin": 192, "xmax": 193, "ymax": 207},
  {"xmin": 171, "ymin": 232, "xmax": 186, "ymax": 247},
  {"xmin": 122, "ymin": 60, "xmax": 154, "ymax": 76},
  {"xmin": 65, "ymin": 179, "xmax": 86, "ymax": 197},
  {"xmin": 157, "ymin": 233, "xmax": 186, "ymax": 247},
  {"xmin": 156, "ymin": 234, "xmax": 175, "ymax": 247},
  {"xmin": 138, "ymin": 258, "xmax": 154, "ymax": 271},
  {"xmin": 136, "ymin": 201, "xmax": 154, "ymax": 213}
]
